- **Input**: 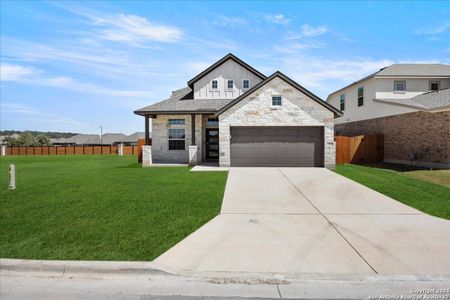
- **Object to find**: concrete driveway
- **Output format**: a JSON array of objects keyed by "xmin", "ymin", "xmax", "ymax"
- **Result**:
[{"xmin": 154, "ymin": 168, "xmax": 450, "ymax": 277}]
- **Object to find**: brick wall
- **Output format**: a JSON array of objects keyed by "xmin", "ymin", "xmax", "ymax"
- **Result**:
[{"xmin": 335, "ymin": 111, "xmax": 450, "ymax": 166}]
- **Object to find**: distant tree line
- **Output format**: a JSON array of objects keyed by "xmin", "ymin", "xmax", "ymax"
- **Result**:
[
  {"xmin": 0, "ymin": 130, "xmax": 78, "ymax": 139},
  {"xmin": 3, "ymin": 132, "xmax": 52, "ymax": 146}
]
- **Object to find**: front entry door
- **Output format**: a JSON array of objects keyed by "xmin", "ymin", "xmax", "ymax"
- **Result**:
[{"xmin": 206, "ymin": 128, "xmax": 219, "ymax": 160}]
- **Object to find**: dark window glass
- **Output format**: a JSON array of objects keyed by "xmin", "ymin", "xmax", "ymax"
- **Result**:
[
  {"xmin": 168, "ymin": 128, "xmax": 185, "ymax": 150},
  {"xmin": 227, "ymin": 80, "xmax": 234, "ymax": 89},
  {"xmin": 430, "ymin": 81, "xmax": 440, "ymax": 91},
  {"xmin": 394, "ymin": 81, "xmax": 406, "ymax": 92},
  {"xmin": 243, "ymin": 80, "xmax": 249, "ymax": 89},
  {"xmin": 168, "ymin": 119, "xmax": 185, "ymax": 125},
  {"xmin": 207, "ymin": 118, "xmax": 219, "ymax": 126},
  {"xmin": 340, "ymin": 94, "xmax": 345, "ymax": 111},
  {"xmin": 358, "ymin": 87, "xmax": 364, "ymax": 107},
  {"xmin": 272, "ymin": 96, "xmax": 282, "ymax": 106},
  {"xmin": 211, "ymin": 80, "xmax": 218, "ymax": 89}
]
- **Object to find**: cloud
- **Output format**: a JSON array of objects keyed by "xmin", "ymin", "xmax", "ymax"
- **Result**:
[
  {"xmin": 1, "ymin": 63, "xmax": 152, "ymax": 97},
  {"xmin": 1, "ymin": 64, "xmax": 38, "ymax": 81},
  {"xmin": 301, "ymin": 24, "xmax": 328, "ymax": 37},
  {"xmin": 415, "ymin": 22, "xmax": 450, "ymax": 35},
  {"xmin": 207, "ymin": 15, "xmax": 247, "ymax": 27},
  {"xmin": 265, "ymin": 14, "xmax": 290, "ymax": 25},
  {"xmin": 91, "ymin": 13, "xmax": 183, "ymax": 45},
  {"xmin": 273, "ymin": 41, "xmax": 326, "ymax": 53},
  {"xmin": 1, "ymin": 102, "xmax": 85, "ymax": 126}
]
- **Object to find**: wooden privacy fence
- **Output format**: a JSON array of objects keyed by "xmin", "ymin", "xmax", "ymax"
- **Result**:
[
  {"xmin": 4, "ymin": 145, "xmax": 139, "ymax": 156},
  {"xmin": 335, "ymin": 134, "xmax": 384, "ymax": 164}
]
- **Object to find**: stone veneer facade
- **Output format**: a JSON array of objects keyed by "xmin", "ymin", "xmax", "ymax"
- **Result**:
[
  {"xmin": 151, "ymin": 114, "xmax": 202, "ymax": 163},
  {"xmin": 219, "ymin": 77, "xmax": 336, "ymax": 169},
  {"xmin": 335, "ymin": 110, "xmax": 450, "ymax": 167}
]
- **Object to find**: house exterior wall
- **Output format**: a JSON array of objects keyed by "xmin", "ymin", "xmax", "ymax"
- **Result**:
[
  {"xmin": 151, "ymin": 114, "xmax": 202, "ymax": 163},
  {"xmin": 335, "ymin": 110, "xmax": 450, "ymax": 168},
  {"xmin": 193, "ymin": 59, "xmax": 264, "ymax": 99},
  {"xmin": 219, "ymin": 77, "xmax": 336, "ymax": 169},
  {"xmin": 327, "ymin": 77, "xmax": 450, "ymax": 124}
]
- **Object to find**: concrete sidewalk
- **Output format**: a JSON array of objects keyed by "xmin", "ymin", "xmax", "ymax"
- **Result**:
[
  {"xmin": 154, "ymin": 167, "xmax": 450, "ymax": 277},
  {"xmin": 2, "ymin": 267, "xmax": 450, "ymax": 299}
]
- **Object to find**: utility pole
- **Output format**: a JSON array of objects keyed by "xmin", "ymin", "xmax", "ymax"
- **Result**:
[{"xmin": 99, "ymin": 126, "xmax": 103, "ymax": 145}]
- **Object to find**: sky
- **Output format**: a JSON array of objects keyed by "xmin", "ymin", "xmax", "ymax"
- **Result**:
[{"xmin": 1, "ymin": 1, "xmax": 449, "ymax": 134}]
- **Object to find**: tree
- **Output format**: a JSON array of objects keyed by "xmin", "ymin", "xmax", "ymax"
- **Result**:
[
  {"xmin": 3, "ymin": 136, "xmax": 18, "ymax": 146},
  {"xmin": 16, "ymin": 132, "xmax": 34, "ymax": 146},
  {"xmin": 34, "ymin": 134, "xmax": 51, "ymax": 146}
]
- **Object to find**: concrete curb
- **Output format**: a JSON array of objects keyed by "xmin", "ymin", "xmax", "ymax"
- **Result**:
[{"xmin": 0, "ymin": 258, "xmax": 171, "ymax": 276}]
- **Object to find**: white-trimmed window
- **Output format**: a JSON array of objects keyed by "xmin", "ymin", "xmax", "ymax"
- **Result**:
[
  {"xmin": 429, "ymin": 81, "xmax": 440, "ymax": 91},
  {"xmin": 242, "ymin": 79, "xmax": 250, "ymax": 89},
  {"xmin": 227, "ymin": 79, "xmax": 234, "ymax": 89},
  {"xmin": 357, "ymin": 87, "xmax": 364, "ymax": 107},
  {"xmin": 272, "ymin": 96, "xmax": 282, "ymax": 106},
  {"xmin": 394, "ymin": 81, "xmax": 406, "ymax": 92},
  {"xmin": 168, "ymin": 128, "xmax": 185, "ymax": 150},
  {"xmin": 340, "ymin": 94, "xmax": 345, "ymax": 111},
  {"xmin": 211, "ymin": 80, "xmax": 218, "ymax": 89},
  {"xmin": 168, "ymin": 119, "xmax": 185, "ymax": 125}
]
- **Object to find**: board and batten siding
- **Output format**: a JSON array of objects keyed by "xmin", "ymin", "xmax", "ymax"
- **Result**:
[{"xmin": 193, "ymin": 59, "xmax": 264, "ymax": 99}]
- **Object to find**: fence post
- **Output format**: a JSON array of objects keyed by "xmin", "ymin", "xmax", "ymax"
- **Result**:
[
  {"xmin": 118, "ymin": 143, "xmax": 124, "ymax": 156},
  {"xmin": 8, "ymin": 164, "xmax": 16, "ymax": 190},
  {"xmin": 1, "ymin": 145, "xmax": 6, "ymax": 156}
]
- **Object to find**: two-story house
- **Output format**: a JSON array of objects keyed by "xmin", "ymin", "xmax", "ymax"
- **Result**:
[
  {"xmin": 135, "ymin": 53, "xmax": 341, "ymax": 168},
  {"xmin": 327, "ymin": 64, "xmax": 450, "ymax": 168}
]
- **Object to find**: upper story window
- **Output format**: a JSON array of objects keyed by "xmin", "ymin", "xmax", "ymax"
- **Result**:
[
  {"xmin": 207, "ymin": 118, "xmax": 219, "ymax": 126},
  {"xmin": 211, "ymin": 80, "xmax": 218, "ymax": 89},
  {"xmin": 227, "ymin": 79, "xmax": 234, "ymax": 89},
  {"xmin": 429, "ymin": 81, "xmax": 440, "ymax": 91},
  {"xmin": 272, "ymin": 96, "xmax": 282, "ymax": 106},
  {"xmin": 394, "ymin": 81, "xmax": 406, "ymax": 93},
  {"xmin": 243, "ymin": 79, "xmax": 250, "ymax": 89},
  {"xmin": 168, "ymin": 119, "xmax": 185, "ymax": 125},
  {"xmin": 357, "ymin": 87, "xmax": 364, "ymax": 107},
  {"xmin": 340, "ymin": 94, "xmax": 345, "ymax": 111}
]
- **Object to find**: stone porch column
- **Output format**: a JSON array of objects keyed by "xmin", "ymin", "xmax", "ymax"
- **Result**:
[{"xmin": 189, "ymin": 113, "xmax": 198, "ymax": 166}]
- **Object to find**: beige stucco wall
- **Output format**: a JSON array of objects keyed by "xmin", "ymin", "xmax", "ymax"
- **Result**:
[
  {"xmin": 327, "ymin": 77, "xmax": 450, "ymax": 124},
  {"xmin": 219, "ymin": 76, "xmax": 336, "ymax": 169},
  {"xmin": 193, "ymin": 59, "xmax": 263, "ymax": 99},
  {"xmin": 151, "ymin": 114, "xmax": 202, "ymax": 163}
]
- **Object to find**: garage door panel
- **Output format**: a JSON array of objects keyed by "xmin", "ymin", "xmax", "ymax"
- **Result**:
[{"xmin": 230, "ymin": 126, "xmax": 324, "ymax": 167}]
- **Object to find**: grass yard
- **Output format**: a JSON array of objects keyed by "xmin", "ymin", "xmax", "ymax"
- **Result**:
[
  {"xmin": 335, "ymin": 164, "xmax": 450, "ymax": 220},
  {"xmin": 0, "ymin": 155, "xmax": 228, "ymax": 261}
]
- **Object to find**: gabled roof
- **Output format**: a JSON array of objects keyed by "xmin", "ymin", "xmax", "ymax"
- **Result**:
[
  {"xmin": 216, "ymin": 71, "xmax": 342, "ymax": 117},
  {"xmin": 134, "ymin": 87, "xmax": 234, "ymax": 115},
  {"xmin": 374, "ymin": 88, "xmax": 450, "ymax": 111},
  {"xmin": 187, "ymin": 53, "xmax": 266, "ymax": 89},
  {"xmin": 328, "ymin": 63, "xmax": 450, "ymax": 98}
]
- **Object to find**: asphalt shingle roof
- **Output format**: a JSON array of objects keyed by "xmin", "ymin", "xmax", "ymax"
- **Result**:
[
  {"xmin": 134, "ymin": 87, "xmax": 234, "ymax": 114},
  {"xmin": 376, "ymin": 64, "xmax": 450, "ymax": 77},
  {"xmin": 374, "ymin": 88, "xmax": 450, "ymax": 110}
]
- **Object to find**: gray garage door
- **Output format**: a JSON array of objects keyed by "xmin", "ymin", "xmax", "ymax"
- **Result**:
[{"xmin": 230, "ymin": 126, "xmax": 324, "ymax": 167}]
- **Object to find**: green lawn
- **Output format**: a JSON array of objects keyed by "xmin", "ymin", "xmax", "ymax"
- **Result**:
[
  {"xmin": 0, "ymin": 155, "xmax": 228, "ymax": 261},
  {"xmin": 335, "ymin": 164, "xmax": 450, "ymax": 220}
]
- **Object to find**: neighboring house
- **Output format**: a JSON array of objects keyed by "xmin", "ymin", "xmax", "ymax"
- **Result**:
[
  {"xmin": 327, "ymin": 64, "xmax": 450, "ymax": 168},
  {"xmin": 134, "ymin": 53, "xmax": 341, "ymax": 168},
  {"xmin": 112, "ymin": 132, "xmax": 146, "ymax": 146},
  {"xmin": 0, "ymin": 133, "xmax": 20, "ymax": 145},
  {"xmin": 52, "ymin": 133, "xmax": 143, "ymax": 146}
]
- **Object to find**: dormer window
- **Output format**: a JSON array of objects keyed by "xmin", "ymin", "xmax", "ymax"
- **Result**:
[
  {"xmin": 272, "ymin": 96, "xmax": 282, "ymax": 106},
  {"xmin": 211, "ymin": 80, "xmax": 218, "ymax": 89},
  {"xmin": 227, "ymin": 79, "xmax": 234, "ymax": 90},
  {"xmin": 243, "ymin": 79, "xmax": 250, "ymax": 89}
]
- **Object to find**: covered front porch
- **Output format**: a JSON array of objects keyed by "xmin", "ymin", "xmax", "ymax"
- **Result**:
[{"xmin": 141, "ymin": 113, "xmax": 220, "ymax": 166}]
